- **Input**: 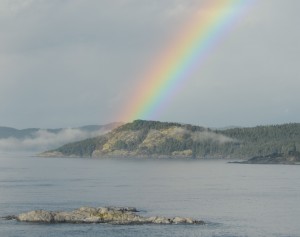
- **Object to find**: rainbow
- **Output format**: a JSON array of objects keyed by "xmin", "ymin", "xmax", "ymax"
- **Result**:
[{"xmin": 118, "ymin": 0, "xmax": 254, "ymax": 122}]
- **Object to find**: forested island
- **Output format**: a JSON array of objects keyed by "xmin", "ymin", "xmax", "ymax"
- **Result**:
[{"xmin": 40, "ymin": 120, "xmax": 300, "ymax": 163}]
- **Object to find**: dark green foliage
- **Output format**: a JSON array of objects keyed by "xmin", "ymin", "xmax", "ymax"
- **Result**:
[
  {"xmin": 221, "ymin": 123, "xmax": 300, "ymax": 157},
  {"xmin": 115, "ymin": 120, "xmax": 205, "ymax": 133},
  {"xmin": 48, "ymin": 120, "xmax": 300, "ymax": 159},
  {"xmin": 114, "ymin": 140, "xmax": 128, "ymax": 150},
  {"xmin": 115, "ymin": 120, "xmax": 181, "ymax": 132},
  {"xmin": 53, "ymin": 136, "xmax": 108, "ymax": 157}
]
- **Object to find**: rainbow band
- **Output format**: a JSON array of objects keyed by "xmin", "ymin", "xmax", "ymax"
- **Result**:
[{"xmin": 119, "ymin": 0, "xmax": 254, "ymax": 122}]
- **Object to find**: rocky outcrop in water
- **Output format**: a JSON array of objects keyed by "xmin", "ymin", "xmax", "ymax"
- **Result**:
[
  {"xmin": 4, "ymin": 207, "xmax": 204, "ymax": 225},
  {"xmin": 230, "ymin": 151, "xmax": 300, "ymax": 165}
]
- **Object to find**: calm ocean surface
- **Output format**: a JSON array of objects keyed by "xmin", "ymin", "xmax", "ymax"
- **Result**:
[{"xmin": 0, "ymin": 153, "xmax": 299, "ymax": 237}]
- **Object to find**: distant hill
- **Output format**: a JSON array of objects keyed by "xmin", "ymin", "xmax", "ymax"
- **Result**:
[
  {"xmin": 0, "ymin": 124, "xmax": 123, "ymax": 139},
  {"xmin": 0, "ymin": 127, "xmax": 41, "ymax": 139},
  {"xmin": 40, "ymin": 120, "xmax": 300, "ymax": 159},
  {"xmin": 0, "ymin": 123, "xmax": 122, "ymax": 152}
]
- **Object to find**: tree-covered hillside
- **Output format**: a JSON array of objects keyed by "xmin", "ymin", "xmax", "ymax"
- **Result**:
[
  {"xmin": 221, "ymin": 123, "xmax": 300, "ymax": 157},
  {"xmin": 41, "ymin": 120, "xmax": 300, "ymax": 159}
]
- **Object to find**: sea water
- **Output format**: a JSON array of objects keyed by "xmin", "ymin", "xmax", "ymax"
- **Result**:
[{"xmin": 0, "ymin": 153, "xmax": 299, "ymax": 237}]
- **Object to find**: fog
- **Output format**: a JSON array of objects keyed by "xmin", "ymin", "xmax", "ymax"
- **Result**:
[
  {"xmin": 0, "ymin": 128, "xmax": 107, "ymax": 152},
  {"xmin": 191, "ymin": 131, "xmax": 234, "ymax": 144}
]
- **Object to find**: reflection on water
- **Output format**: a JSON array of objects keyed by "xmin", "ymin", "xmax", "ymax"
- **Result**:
[{"xmin": 0, "ymin": 154, "xmax": 299, "ymax": 237}]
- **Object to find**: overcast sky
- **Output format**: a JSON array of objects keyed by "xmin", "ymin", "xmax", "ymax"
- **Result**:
[{"xmin": 0, "ymin": 0, "xmax": 299, "ymax": 129}]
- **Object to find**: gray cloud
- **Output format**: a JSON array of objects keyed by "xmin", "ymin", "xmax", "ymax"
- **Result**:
[{"xmin": 0, "ymin": 0, "xmax": 299, "ymax": 128}]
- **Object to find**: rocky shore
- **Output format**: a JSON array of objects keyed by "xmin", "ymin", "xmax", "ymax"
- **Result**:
[
  {"xmin": 4, "ymin": 206, "xmax": 204, "ymax": 225},
  {"xmin": 230, "ymin": 152, "xmax": 300, "ymax": 165}
]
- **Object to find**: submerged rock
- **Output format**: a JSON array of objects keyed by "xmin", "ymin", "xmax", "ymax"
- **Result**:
[{"xmin": 5, "ymin": 206, "xmax": 204, "ymax": 225}]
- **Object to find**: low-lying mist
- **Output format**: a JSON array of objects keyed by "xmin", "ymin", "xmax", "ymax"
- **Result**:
[
  {"xmin": 0, "ymin": 128, "xmax": 107, "ymax": 152},
  {"xmin": 166, "ymin": 127, "xmax": 235, "ymax": 144}
]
